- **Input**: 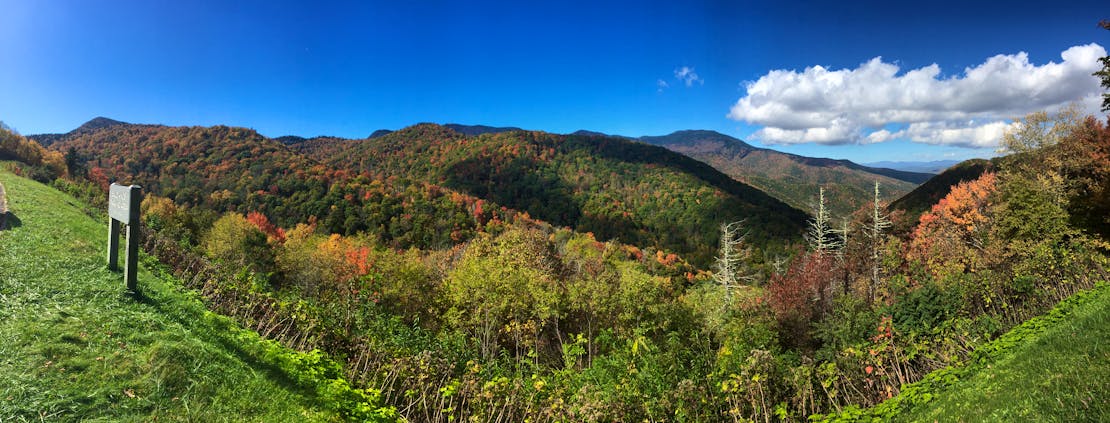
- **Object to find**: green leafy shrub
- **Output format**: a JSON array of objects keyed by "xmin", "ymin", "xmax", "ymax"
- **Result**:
[{"xmin": 889, "ymin": 281, "xmax": 960, "ymax": 333}]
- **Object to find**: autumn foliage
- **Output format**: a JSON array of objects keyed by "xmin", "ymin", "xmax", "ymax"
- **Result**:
[
  {"xmin": 16, "ymin": 110, "xmax": 1109, "ymax": 421},
  {"xmin": 0, "ymin": 124, "xmax": 66, "ymax": 180},
  {"xmin": 246, "ymin": 211, "xmax": 286, "ymax": 243},
  {"xmin": 766, "ymin": 251, "xmax": 836, "ymax": 348},
  {"xmin": 908, "ymin": 172, "xmax": 996, "ymax": 279},
  {"xmin": 294, "ymin": 123, "xmax": 807, "ymax": 266}
]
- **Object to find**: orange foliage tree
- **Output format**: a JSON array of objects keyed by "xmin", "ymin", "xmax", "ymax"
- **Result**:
[
  {"xmin": 246, "ymin": 211, "xmax": 286, "ymax": 243},
  {"xmin": 908, "ymin": 172, "xmax": 997, "ymax": 280}
]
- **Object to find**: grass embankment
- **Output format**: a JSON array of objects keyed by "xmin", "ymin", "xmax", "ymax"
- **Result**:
[
  {"xmin": 819, "ymin": 281, "xmax": 1110, "ymax": 422},
  {"xmin": 0, "ymin": 169, "xmax": 335, "ymax": 421},
  {"xmin": 895, "ymin": 282, "xmax": 1110, "ymax": 422}
]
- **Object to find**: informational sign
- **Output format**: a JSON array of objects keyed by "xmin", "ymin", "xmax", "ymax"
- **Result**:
[
  {"xmin": 107, "ymin": 183, "xmax": 142, "ymax": 291},
  {"xmin": 109, "ymin": 183, "xmax": 140, "ymax": 224},
  {"xmin": 0, "ymin": 182, "xmax": 7, "ymax": 214}
]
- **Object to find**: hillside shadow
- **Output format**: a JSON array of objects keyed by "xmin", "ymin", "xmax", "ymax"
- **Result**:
[
  {"xmin": 442, "ymin": 154, "xmax": 583, "ymax": 227},
  {"xmin": 134, "ymin": 278, "xmax": 316, "ymax": 404},
  {"xmin": 568, "ymin": 136, "xmax": 793, "ymax": 207},
  {"xmin": 566, "ymin": 135, "xmax": 810, "ymax": 232},
  {"xmin": 0, "ymin": 211, "xmax": 21, "ymax": 230}
]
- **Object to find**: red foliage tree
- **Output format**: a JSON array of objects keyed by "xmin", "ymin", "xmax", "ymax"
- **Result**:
[
  {"xmin": 1058, "ymin": 117, "xmax": 1110, "ymax": 238},
  {"xmin": 765, "ymin": 251, "xmax": 836, "ymax": 348},
  {"xmin": 246, "ymin": 211, "xmax": 286, "ymax": 243}
]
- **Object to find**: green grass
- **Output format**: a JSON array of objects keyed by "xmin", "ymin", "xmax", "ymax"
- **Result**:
[
  {"xmin": 815, "ymin": 281, "xmax": 1110, "ymax": 422},
  {"xmin": 894, "ymin": 284, "xmax": 1110, "ymax": 422},
  {"xmin": 0, "ymin": 169, "xmax": 335, "ymax": 422}
]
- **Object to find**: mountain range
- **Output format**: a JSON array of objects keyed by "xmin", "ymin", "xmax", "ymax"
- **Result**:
[
  {"xmin": 862, "ymin": 159, "xmax": 962, "ymax": 174},
  {"xmin": 288, "ymin": 123, "xmax": 809, "ymax": 265},
  {"xmin": 637, "ymin": 130, "xmax": 932, "ymax": 217},
  {"xmin": 34, "ymin": 118, "xmax": 818, "ymax": 267},
  {"xmin": 341, "ymin": 125, "xmax": 933, "ymax": 218},
  {"xmin": 30, "ymin": 118, "xmax": 949, "ymax": 265}
]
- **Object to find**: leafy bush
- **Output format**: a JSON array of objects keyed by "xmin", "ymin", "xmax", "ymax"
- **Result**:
[{"xmin": 889, "ymin": 281, "xmax": 960, "ymax": 333}]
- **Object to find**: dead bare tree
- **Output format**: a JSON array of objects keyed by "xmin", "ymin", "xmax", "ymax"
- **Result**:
[
  {"xmin": 714, "ymin": 220, "xmax": 755, "ymax": 302},
  {"xmin": 868, "ymin": 181, "xmax": 892, "ymax": 302},
  {"xmin": 806, "ymin": 187, "xmax": 842, "ymax": 255}
]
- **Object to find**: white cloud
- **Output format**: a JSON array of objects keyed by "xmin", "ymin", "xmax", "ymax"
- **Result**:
[
  {"xmin": 657, "ymin": 79, "xmax": 669, "ymax": 93},
  {"xmin": 675, "ymin": 66, "xmax": 703, "ymax": 87},
  {"xmin": 728, "ymin": 43, "xmax": 1106, "ymax": 147},
  {"xmin": 884, "ymin": 120, "xmax": 1022, "ymax": 148}
]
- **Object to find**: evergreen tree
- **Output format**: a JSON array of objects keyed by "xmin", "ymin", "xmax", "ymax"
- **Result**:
[{"xmin": 1095, "ymin": 20, "xmax": 1110, "ymax": 112}]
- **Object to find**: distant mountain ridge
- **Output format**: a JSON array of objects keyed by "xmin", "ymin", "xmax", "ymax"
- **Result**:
[
  {"xmin": 640, "ymin": 130, "xmax": 932, "ymax": 184},
  {"xmin": 345, "ymin": 125, "xmax": 933, "ymax": 219},
  {"xmin": 570, "ymin": 129, "xmax": 632, "ymax": 139},
  {"xmin": 863, "ymin": 159, "xmax": 962, "ymax": 174},
  {"xmin": 443, "ymin": 123, "xmax": 522, "ymax": 136},
  {"xmin": 638, "ymin": 130, "xmax": 932, "ymax": 217},
  {"xmin": 29, "ymin": 118, "xmax": 940, "ymax": 254}
]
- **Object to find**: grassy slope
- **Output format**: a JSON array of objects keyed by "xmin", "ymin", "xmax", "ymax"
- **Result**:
[
  {"xmin": 818, "ymin": 282, "xmax": 1109, "ymax": 422},
  {"xmin": 0, "ymin": 168, "xmax": 333, "ymax": 422},
  {"xmin": 894, "ymin": 283, "xmax": 1110, "ymax": 422}
]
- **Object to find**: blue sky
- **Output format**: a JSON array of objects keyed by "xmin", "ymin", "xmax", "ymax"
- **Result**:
[{"xmin": 0, "ymin": 0, "xmax": 1107, "ymax": 163}]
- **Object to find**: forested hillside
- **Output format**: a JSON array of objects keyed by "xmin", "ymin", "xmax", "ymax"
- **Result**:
[
  {"xmin": 41, "ymin": 122, "xmax": 544, "ymax": 251},
  {"xmin": 0, "ymin": 121, "xmax": 65, "ymax": 181},
  {"xmin": 640, "ymin": 130, "xmax": 932, "ymax": 217},
  {"xmin": 294, "ymin": 124, "xmax": 808, "ymax": 266}
]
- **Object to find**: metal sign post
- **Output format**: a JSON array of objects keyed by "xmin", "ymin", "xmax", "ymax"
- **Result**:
[{"xmin": 107, "ymin": 183, "xmax": 142, "ymax": 291}]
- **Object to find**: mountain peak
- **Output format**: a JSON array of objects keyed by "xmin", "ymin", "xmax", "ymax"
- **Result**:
[
  {"xmin": 640, "ymin": 129, "xmax": 755, "ymax": 149},
  {"xmin": 369, "ymin": 129, "xmax": 394, "ymax": 139},
  {"xmin": 443, "ymin": 123, "xmax": 522, "ymax": 136},
  {"xmin": 570, "ymin": 129, "xmax": 609, "ymax": 137},
  {"xmin": 73, "ymin": 117, "xmax": 127, "ymax": 134},
  {"xmin": 669, "ymin": 129, "xmax": 727, "ymax": 136}
]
